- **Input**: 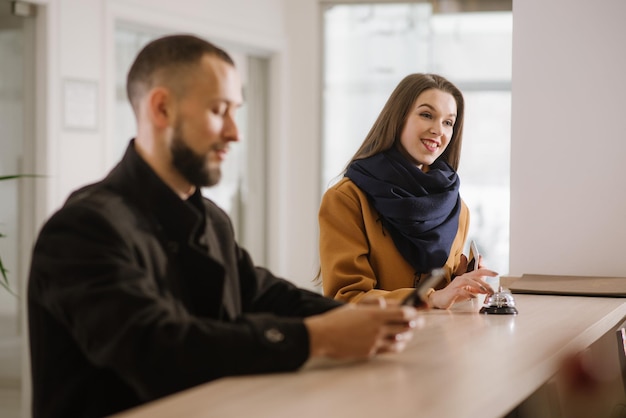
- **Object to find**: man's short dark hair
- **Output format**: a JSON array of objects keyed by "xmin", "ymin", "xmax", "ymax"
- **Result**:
[{"xmin": 126, "ymin": 34, "xmax": 235, "ymax": 114}]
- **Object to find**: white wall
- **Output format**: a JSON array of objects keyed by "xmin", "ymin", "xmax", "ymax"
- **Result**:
[
  {"xmin": 276, "ymin": 0, "xmax": 324, "ymax": 289},
  {"xmin": 509, "ymin": 0, "xmax": 626, "ymax": 277},
  {"xmin": 31, "ymin": 0, "xmax": 297, "ymax": 277},
  {"xmin": 44, "ymin": 0, "xmax": 286, "ymax": 211}
]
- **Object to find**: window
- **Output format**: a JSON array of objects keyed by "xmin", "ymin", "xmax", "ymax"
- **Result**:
[{"xmin": 322, "ymin": 2, "xmax": 512, "ymax": 274}]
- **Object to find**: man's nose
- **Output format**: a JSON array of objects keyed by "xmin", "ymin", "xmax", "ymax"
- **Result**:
[{"xmin": 223, "ymin": 113, "xmax": 240, "ymax": 142}]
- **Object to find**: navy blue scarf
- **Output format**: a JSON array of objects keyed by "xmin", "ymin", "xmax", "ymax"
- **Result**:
[{"xmin": 345, "ymin": 146, "xmax": 461, "ymax": 274}]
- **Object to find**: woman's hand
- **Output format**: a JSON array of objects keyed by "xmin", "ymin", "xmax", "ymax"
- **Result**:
[
  {"xmin": 454, "ymin": 253, "xmax": 486, "ymax": 276},
  {"xmin": 428, "ymin": 267, "xmax": 498, "ymax": 309}
]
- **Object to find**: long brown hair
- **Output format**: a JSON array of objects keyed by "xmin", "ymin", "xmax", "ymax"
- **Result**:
[{"xmin": 345, "ymin": 73, "xmax": 465, "ymax": 171}]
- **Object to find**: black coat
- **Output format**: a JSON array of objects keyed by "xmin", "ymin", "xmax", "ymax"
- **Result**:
[{"xmin": 27, "ymin": 141, "xmax": 341, "ymax": 418}]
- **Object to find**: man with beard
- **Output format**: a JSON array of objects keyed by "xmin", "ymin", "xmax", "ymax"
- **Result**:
[{"xmin": 27, "ymin": 34, "xmax": 420, "ymax": 418}]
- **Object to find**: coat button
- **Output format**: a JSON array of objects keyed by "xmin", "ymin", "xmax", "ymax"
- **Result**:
[{"xmin": 264, "ymin": 328, "xmax": 285, "ymax": 343}]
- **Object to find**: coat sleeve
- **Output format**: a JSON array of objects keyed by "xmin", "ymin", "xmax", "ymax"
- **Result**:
[
  {"xmin": 202, "ymin": 196, "xmax": 343, "ymax": 318},
  {"xmin": 28, "ymin": 200, "xmax": 337, "ymax": 403},
  {"xmin": 318, "ymin": 184, "xmax": 414, "ymax": 303}
]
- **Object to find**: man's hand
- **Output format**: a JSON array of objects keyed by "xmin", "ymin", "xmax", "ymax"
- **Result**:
[{"xmin": 304, "ymin": 302, "xmax": 420, "ymax": 360}]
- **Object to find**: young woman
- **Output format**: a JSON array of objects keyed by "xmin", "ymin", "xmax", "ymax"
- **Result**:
[{"xmin": 318, "ymin": 73, "xmax": 497, "ymax": 309}]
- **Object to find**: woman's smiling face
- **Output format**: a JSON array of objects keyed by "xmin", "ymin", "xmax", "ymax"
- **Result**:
[{"xmin": 398, "ymin": 88, "xmax": 457, "ymax": 170}]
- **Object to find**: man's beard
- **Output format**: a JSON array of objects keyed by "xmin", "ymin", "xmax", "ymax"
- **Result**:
[{"xmin": 171, "ymin": 127, "xmax": 221, "ymax": 188}]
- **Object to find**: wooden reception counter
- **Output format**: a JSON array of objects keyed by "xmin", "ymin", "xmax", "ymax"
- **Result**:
[{"xmin": 114, "ymin": 294, "xmax": 626, "ymax": 418}]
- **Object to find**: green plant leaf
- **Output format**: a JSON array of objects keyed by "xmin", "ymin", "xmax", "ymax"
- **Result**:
[
  {"xmin": 0, "ymin": 255, "xmax": 17, "ymax": 296},
  {"xmin": 0, "ymin": 174, "xmax": 43, "ymax": 181},
  {"xmin": 0, "ymin": 174, "xmax": 36, "ymax": 296}
]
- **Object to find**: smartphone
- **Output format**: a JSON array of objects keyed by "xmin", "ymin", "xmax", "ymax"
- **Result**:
[
  {"xmin": 401, "ymin": 268, "xmax": 445, "ymax": 308},
  {"xmin": 467, "ymin": 240, "xmax": 479, "ymax": 272}
]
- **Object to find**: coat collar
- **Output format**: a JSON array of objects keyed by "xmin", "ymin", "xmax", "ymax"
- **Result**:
[
  {"xmin": 102, "ymin": 140, "xmax": 241, "ymax": 319},
  {"xmin": 106, "ymin": 139, "xmax": 205, "ymax": 249}
]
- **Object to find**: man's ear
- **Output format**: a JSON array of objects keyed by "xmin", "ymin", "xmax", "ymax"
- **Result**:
[{"xmin": 147, "ymin": 87, "xmax": 174, "ymax": 129}]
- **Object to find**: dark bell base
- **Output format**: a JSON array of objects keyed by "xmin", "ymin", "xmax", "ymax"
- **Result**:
[{"xmin": 480, "ymin": 306, "xmax": 519, "ymax": 315}]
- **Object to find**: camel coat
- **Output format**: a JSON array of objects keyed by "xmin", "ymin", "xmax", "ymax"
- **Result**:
[{"xmin": 319, "ymin": 177, "xmax": 470, "ymax": 303}]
